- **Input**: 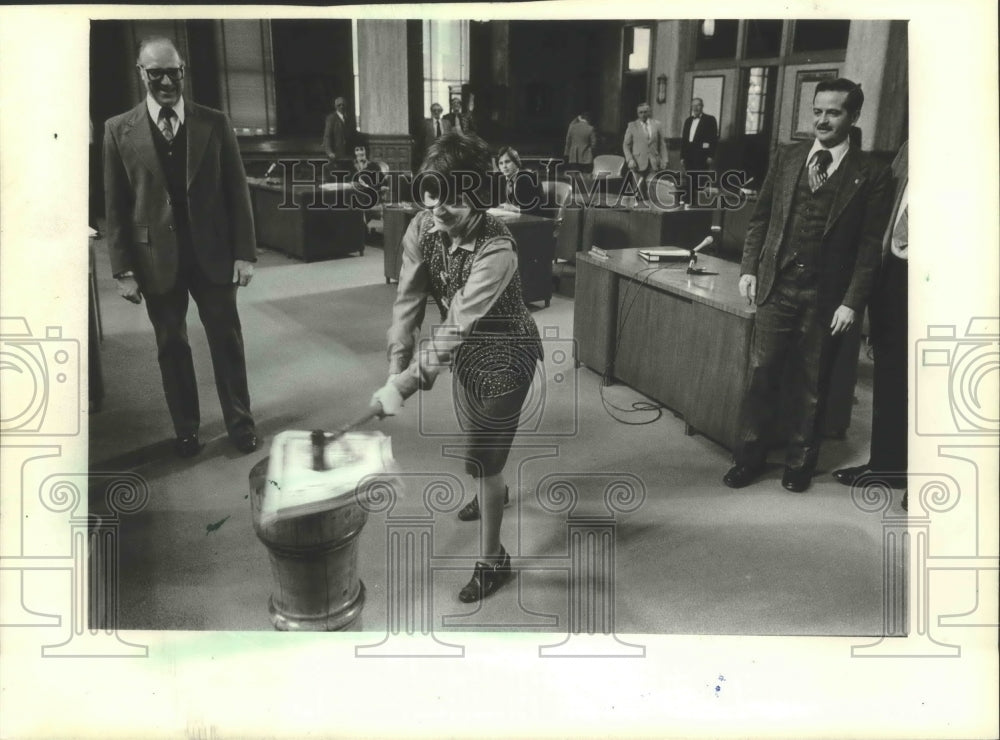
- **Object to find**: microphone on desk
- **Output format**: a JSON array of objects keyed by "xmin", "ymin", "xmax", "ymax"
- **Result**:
[{"xmin": 688, "ymin": 235, "xmax": 715, "ymax": 274}]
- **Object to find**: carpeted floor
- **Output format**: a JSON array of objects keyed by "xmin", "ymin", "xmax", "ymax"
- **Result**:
[{"xmin": 88, "ymin": 233, "xmax": 898, "ymax": 636}]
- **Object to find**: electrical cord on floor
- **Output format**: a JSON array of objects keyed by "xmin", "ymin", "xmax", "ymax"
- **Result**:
[{"xmin": 597, "ymin": 261, "xmax": 689, "ymax": 426}]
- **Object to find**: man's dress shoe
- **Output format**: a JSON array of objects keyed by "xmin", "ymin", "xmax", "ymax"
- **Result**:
[
  {"xmin": 832, "ymin": 464, "xmax": 871, "ymax": 486},
  {"xmin": 174, "ymin": 434, "xmax": 203, "ymax": 458},
  {"xmin": 723, "ymin": 464, "xmax": 764, "ymax": 489},
  {"xmin": 782, "ymin": 466, "xmax": 812, "ymax": 493},
  {"xmin": 233, "ymin": 430, "xmax": 259, "ymax": 454}
]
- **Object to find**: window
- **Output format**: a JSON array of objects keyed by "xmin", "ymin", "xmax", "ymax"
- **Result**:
[
  {"xmin": 792, "ymin": 20, "xmax": 850, "ymax": 53},
  {"xmin": 626, "ymin": 25, "xmax": 651, "ymax": 71},
  {"xmin": 423, "ymin": 20, "xmax": 469, "ymax": 114},
  {"xmin": 695, "ymin": 20, "xmax": 739, "ymax": 60},
  {"xmin": 743, "ymin": 67, "xmax": 772, "ymax": 134},
  {"xmin": 219, "ymin": 20, "xmax": 277, "ymax": 135},
  {"xmin": 744, "ymin": 20, "xmax": 783, "ymax": 58}
]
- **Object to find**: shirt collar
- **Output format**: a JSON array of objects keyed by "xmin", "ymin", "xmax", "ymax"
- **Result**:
[
  {"xmin": 808, "ymin": 135, "xmax": 850, "ymax": 169},
  {"xmin": 146, "ymin": 94, "xmax": 185, "ymax": 126},
  {"xmin": 428, "ymin": 211, "xmax": 483, "ymax": 253}
]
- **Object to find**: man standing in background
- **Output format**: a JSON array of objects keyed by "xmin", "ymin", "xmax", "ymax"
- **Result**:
[
  {"xmin": 420, "ymin": 102, "xmax": 452, "ymax": 160},
  {"xmin": 323, "ymin": 95, "xmax": 357, "ymax": 165},
  {"xmin": 103, "ymin": 36, "xmax": 258, "ymax": 458},
  {"xmin": 564, "ymin": 112, "xmax": 596, "ymax": 174},
  {"xmin": 681, "ymin": 97, "xmax": 719, "ymax": 197},
  {"xmin": 623, "ymin": 101, "xmax": 666, "ymax": 192},
  {"xmin": 443, "ymin": 96, "xmax": 475, "ymax": 135}
]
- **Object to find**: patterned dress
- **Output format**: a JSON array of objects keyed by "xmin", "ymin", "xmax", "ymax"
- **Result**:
[{"xmin": 418, "ymin": 212, "xmax": 543, "ymax": 399}]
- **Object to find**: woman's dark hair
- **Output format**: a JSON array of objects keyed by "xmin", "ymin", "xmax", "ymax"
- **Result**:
[
  {"xmin": 497, "ymin": 146, "xmax": 522, "ymax": 169},
  {"xmin": 417, "ymin": 132, "xmax": 493, "ymax": 207}
]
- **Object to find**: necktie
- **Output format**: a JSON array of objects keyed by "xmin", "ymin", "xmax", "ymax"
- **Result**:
[
  {"xmin": 435, "ymin": 119, "xmax": 441, "ymax": 137},
  {"xmin": 643, "ymin": 121, "xmax": 651, "ymax": 141},
  {"xmin": 158, "ymin": 107, "xmax": 175, "ymax": 143},
  {"xmin": 808, "ymin": 149, "xmax": 832, "ymax": 192}
]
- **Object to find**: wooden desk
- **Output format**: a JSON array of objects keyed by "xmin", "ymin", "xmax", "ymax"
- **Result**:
[
  {"xmin": 381, "ymin": 206, "xmax": 556, "ymax": 307},
  {"xmin": 583, "ymin": 205, "xmax": 714, "ymax": 252},
  {"xmin": 247, "ymin": 178, "xmax": 367, "ymax": 262},
  {"xmin": 574, "ymin": 250, "xmax": 861, "ymax": 451}
]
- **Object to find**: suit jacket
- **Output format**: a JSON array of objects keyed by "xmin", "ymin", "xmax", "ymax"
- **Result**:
[
  {"xmin": 502, "ymin": 172, "xmax": 544, "ymax": 215},
  {"xmin": 103, "ymin": 100, "xmax": 256, "ymax": 295},
  {"xmin": 882, "ymin": 141, "xmax": 908, "ymax": 258},
  {"xmin": 740, "ymin": 140, "xmax": 892, "ymax": 315},
  {"xmin": 622, "ymin": 118, "xmax": 666, "ymax": 172},
  {"xmin": 421, "ymin": 116, "xmax": 453, "ymax": 151},
  {"xmin": 564, "ymin": 119, "xmax": 596, "ymax": 164},
  {"xmin": 680, "ymin": 114, "xmax": 718, "ymax": 167},
  {"xmin": 323, "ymin": 112, "xmax": 356, "ymax": 159}
]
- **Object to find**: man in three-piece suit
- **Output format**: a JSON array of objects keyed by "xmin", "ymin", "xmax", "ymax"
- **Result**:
[
  {"xmin": 104, "ymin": 36, "xmax": 258, "ymax": 458},
  {"xmin": 623, "ymin": 102, "xmax": 666, "ymax": 195},
  {"xmin": 724, "ymin": 78, "xmax": 892, "ymax": 493},
  {"xmin": 420, "ymin": 102, "xmax": 453, "ymax": 161},
  {"xmin": 833, "ymin": 140, "xmax": 909, "ymax": 508},
  {"xmin": 564, "ymin": 112, "xmax": 596, "ymax": 173},
  {"xmin": 680, "ymin": 97, "xmax": 719, "ymax": 174},
  {"xmin": 323, "ymin": 96, "xmax": 357, "ymax": 165}
]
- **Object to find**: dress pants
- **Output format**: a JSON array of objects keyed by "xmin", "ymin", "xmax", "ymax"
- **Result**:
[
  {"xmin": 867, "ymin": 252, "xmax": 908, "ymax": 484},
  {"xmin": 144, "ymin": 261, "xmax": 254, "ymax": 439},
  {"xmin": 736, "ymin": 266, "xmax": 843, "ymax": 471}
]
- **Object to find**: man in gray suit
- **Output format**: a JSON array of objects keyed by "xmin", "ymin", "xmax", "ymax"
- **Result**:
[
  {"xmin": 564, "ymin": 112, "xmax": 596, "ymax": 173},
  {"xmin": 623, "ymin": 102, "xmax": 666, "ymax": 194},
  {"xmin": 723, "ymin": 78, "xmax": 891, "ymax": 493},
  {"xmin": 420, "ymin": 102, "xmax": 452, "ymax": 160},
  {"xmin": 104, "ymin": 36, "xmax": 258, "ymax": 457}
]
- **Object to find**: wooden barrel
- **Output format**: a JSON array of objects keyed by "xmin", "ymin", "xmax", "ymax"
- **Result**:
[{"xmin": 249, "ymin": 457, "xmax": 368, "ymax": 631}]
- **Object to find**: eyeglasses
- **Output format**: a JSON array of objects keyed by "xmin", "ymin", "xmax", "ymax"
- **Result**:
[{"xmin": 141, "ymin": 66, "xmax": 184, "ymax": 82}]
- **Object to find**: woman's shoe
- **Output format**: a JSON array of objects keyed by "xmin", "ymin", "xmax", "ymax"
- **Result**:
[
  {"xmin": 457, "ymin": 486, "xmax": 510, "ymax": 521},
  {"xmin": 458, "ymin": 547, "xmax": 512, "ymax": 603}
]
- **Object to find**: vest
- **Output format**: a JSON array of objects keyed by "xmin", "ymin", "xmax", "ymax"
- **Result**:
[
  {"xmin": 148, "ymin": 113, "xmax": 194, "ymax": 262},
  {"xmin": 779, "ymin": 160, "xmax": 846, "ymax": 274},
  {"xmin": 419, "ymin": 212, "xmax": 543, "ymax": 397}
]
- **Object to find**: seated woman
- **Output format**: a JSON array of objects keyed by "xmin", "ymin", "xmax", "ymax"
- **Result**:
[
  {"xmin": 371, "ymin": 132, "xmax": 544, "ymax": 603},
  {"xmin": 496, "ymin": 146, "xmax": 544, "ymax": 215}
]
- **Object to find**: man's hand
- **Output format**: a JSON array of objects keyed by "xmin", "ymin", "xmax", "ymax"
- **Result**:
[
  {"xmin": 706, "ymin": 157, "xmax": 715, "ymax": 169},
  {"xmin": 830, "ymin": 305, "xmax": 856, "ymax": 335},
  {"xmin": 233, "ymin": 259, "xmax": 254, "ymax": 287},
  {"xmin": 117, "ymin": 276, "xmax": 142, "ymax": 304},
  {"xmin": 627, "ymin": 159, "xmax": 638, "ymax": 171},
  {"xmin": 738, "ymin": 274, "xmax": 757, "ymax": 305}
]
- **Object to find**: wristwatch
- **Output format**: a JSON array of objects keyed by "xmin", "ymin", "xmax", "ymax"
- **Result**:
[{"xmin": 114, "ymin": 270, "xmax": 135, "ymax": 280}]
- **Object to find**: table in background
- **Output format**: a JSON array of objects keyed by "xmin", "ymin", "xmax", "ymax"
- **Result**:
[
  {"xmin": 583, "ymin": 205, "xmax": 714, "ymax": 253},
  {"xmin": 574, "ymin": 249, "xmax": 862, "ymax": 452},
  {"xmin": 381, "ymin": 205, "xmax": 556, "ymax": 307},
  {"xmin": 247, "ymin": 178, "xmax": 367, "ymax": 262}
]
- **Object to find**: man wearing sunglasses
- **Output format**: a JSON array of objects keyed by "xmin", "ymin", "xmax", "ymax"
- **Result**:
[{"xmin": 103, "ymin": 36, "xmax": 259, "ymax": 458}]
